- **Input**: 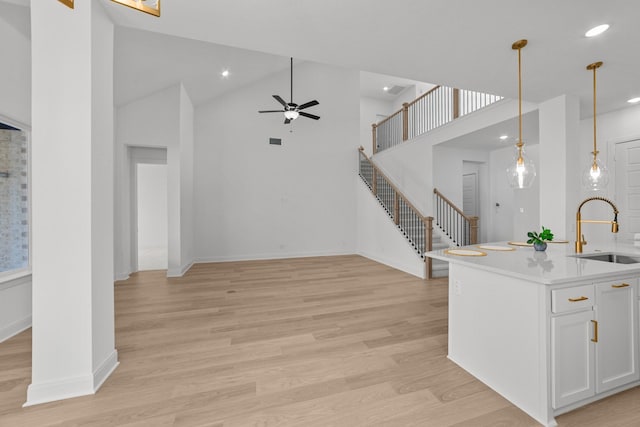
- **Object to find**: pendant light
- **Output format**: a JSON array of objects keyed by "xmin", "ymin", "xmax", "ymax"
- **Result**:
[
  {"xmin": 582, "ymin": 61, "xmax": 609, "ymax": 191},
  {"xmin": 506, "ymin": 39, "xmax": 536, "ymax": 189}
]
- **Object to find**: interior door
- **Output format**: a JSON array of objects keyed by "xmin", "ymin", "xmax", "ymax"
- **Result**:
[
  {"xmin": 615, "ymin": 139, "xmax": 640, "ymax": 241},
  {"xmin": 463, "ymin": 172, "xmax": 478, "ymax": 217}
]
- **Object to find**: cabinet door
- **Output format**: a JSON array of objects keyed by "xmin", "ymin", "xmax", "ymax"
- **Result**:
[
  {"xmin": 595, "ymin": 280, "xmax": 639, "ymax": 393},
  {"xmin": 551, "ymin": 310, "xmax": 596, "ymax": 408}
]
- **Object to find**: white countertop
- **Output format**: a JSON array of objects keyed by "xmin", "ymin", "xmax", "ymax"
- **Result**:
[{"xmin": 426, "ymin": 241, "xmax": 640, "ymax": 285}]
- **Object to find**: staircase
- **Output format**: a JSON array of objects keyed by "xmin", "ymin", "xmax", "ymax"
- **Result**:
[
  {"xmin": 358, "ymin": 148, "xmax": 435, "ymax": 278},
  {"xmin": 359, "ymin": 83, "xmax": 495, "ymax": 278},
  {"xmin": 430, "ymin": 231, "xmax": 450, "ymax": 278},
  {"xmin": 358, "ymin": 148, "xmax": 481, "ymax": 279}
]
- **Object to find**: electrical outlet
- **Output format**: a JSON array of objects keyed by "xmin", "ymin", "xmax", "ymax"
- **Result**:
[{"xmin": 455, "ymin": 280, "xmax": 462, "ymax": 296}]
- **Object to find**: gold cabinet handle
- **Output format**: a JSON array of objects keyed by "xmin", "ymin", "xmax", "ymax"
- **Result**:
[
  {"xmin": 591, "ymin": 320, "xmax": 598, "ymax": 343},
  {"xmin": 568, "ymin": 296, "xmax": 589, "ymax": 302},
  {"xmin": 612, "ymin": 283, "xmax": 630, "ymax": 288}
]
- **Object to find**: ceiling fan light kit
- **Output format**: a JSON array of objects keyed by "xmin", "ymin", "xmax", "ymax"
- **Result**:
[{"xmin": 259, "ymin": 58, "xmax": 320, "ymax": 125}]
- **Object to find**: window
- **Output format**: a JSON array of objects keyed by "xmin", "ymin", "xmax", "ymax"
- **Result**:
[{"xmin": 0, "ymin": 121, "xmax": 29, "ymax": 276}]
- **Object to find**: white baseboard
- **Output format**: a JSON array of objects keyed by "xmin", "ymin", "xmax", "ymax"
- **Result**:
[
  {"xmin": 25, "ymin": 375, "xmax": 95, "ymax": 407},
  {"xmin": 195, "ymin": 249, "xmax": 354, "ymax": 264},
  {"xmin": 93, "ymin": 349, "xmax": 119, "ymax": 392},
  {"xmin": 24, "ymin": 349, "xmax": 119, "ymax": 407},
  {"xmin": 358, "ymin": 250, "xmax": 426, "ymax": 279},
  {"xmin": 0, "ymin": 315, "xmax": 31, "ymax": 343},
  {"xmin": 114, "ymin": 272, "xmax": 130, "ymax": 282},
  {"xmin": 167, "ymin": 260, "xmax": 194, "ymax": 277}
]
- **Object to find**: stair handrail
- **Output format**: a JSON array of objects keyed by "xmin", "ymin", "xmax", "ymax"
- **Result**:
[
  {"xmin": 433, "ymin": 188, "xmax": 478, "ymax": 246},
  {"xmin": 358, "ymin": 147, "xmax": 434, "ymax": 278}
]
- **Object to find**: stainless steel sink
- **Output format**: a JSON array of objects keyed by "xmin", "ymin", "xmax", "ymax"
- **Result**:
[{"xmin": 573, "ymin": 253, "xmax": 640, "ymax": 264}]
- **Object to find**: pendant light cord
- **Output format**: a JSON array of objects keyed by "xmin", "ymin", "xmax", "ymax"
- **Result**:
[
  {"xmin": 512, "ymin": 39, "xmax": 527, "ymax": 162},
  {"xmin": 518, "ymin": 46, "xmax": 523, "ymax": 154},
  {"xmin": 586, "ymin": 61, "xmax": 603, "ymax": 167}
]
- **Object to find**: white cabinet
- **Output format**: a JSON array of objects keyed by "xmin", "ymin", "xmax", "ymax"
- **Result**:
[
  {"xmin": 595, "ymin": 280, "xmax": 639, "ymax": 392},
  {"xmin": 551, "ymin": 310, "xmax": 596, "ymax": 408},
  {"xmin": 551, "ymin": 278, "xmax": 639, "ymax": 410}
]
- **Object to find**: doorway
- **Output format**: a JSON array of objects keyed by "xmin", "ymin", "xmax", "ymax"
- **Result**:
[
  {"xmin": 129, "ymin": 147, "xmax": 168, "ymax": 272},
  {"xmin": 136, "ymin": 163, "xmax": 168, "ymax": 270}
]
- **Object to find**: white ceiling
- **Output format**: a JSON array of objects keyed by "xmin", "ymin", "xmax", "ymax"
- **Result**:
[
  {"xmin": 441, "ymin": 111, "xmax": 540, "ymax": 151},
  {"xmin": 114, "ymin": 27, "xmax": 292, "ymax": 106},
  {"xmin": 114, "ymin": 27, "xmax": 432, "ymax": 107},
  {"xmin": 359, "ymin": 71, "xmax": 432, "ymax": 102},
  {"xmin": 100, "ymin": 0, "xmax": 640, "ymax": 118}
]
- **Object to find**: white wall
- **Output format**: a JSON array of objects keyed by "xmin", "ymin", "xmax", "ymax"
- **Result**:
[
  {"xmin": 179, "ymin": 85, "xmax": 195, "ymax": 272},
  {"xmin": 431, "ymin": 146, "xmax": 490, "ymax": 242},
  {"xmin": 356, "ymin": 180, "xmax": 425, "ymax": 278},
  {"xmin": 28, "ymin": 0, "xmax": 117, "ymax": 405},
  {"xmin": 538, "ymin": 95, "xmax": 580, "ymax": 241},
  {"xmin": 0, "ymin": 276, "xmax": 31, "ymax": 342},
  {"xmin": 0, "ymin": 2, "xmax": 31, "ymax": 125},
  {"xmin": 373, "ymin": 100, "xmax": 536, "ymax": 223},
  {"xmin": 137, "ymin": 164, "xmax": 168, "ymax": 250},
  {"xmin": 0, "ymin": 0, "xmax": 32, "ymax": 343},
  {"xmin": 488, "ymin": 144, "xmax": 540, "ymax": 242},
  {"xmin": 433, "ymin": 146, "xmax": 489, "ymax": 207},
  {"xmin": 115, "ymin": 84, "xmax": 195, "ymax": 278},
  {"xmin": 577, "ymin": 103, "xmax": 640, "ymax": 244},
  {"xmin": 194, "ymin": 61, "xmax": 359, "ymax": 262},
  {"xmin": 360, "ymin": 96, "xmax": 393, "ymax": 156}
]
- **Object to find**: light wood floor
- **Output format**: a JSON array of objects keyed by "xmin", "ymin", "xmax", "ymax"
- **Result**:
[{"xmin": 1, "ymin": 255, "xmax": 639, "ymax": 426}]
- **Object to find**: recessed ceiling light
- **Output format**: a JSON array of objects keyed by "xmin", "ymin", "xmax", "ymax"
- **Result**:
[
  {"xmin": 383, "ymin": 86, "xmax": 390, "ymax": 92},
  {"xmin": 221, "ymin": 69, "xmax": 230, "ymax": 78},
  {"xmin": 628, "ymin": 97, "xmax": 640, "ymax": 104},
  {"xmin": 585, "ymin": 24, "xmax": 610, "ymax": 38},
  {"xmin": 499, "ymin": 135, "xmax": 509, "ymax": 140}
]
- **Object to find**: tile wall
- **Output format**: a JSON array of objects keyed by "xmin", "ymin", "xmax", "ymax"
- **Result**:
[{"xmin": 0, "ymin": 129, "xmax": 28, "ymax": 272}]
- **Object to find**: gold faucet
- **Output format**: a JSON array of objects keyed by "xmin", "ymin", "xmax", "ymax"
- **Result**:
[{"xmin": 575, "ymin": 196, "xmax": 619, "ymax": 253}]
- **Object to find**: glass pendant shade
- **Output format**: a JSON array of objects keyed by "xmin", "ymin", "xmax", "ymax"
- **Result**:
[
  {"xmin": 506, "ymin": 145, "xmax": 536, "ymax": 189},
  {"xmin": 582, "ymin": 156, "xmax": 609, "ymax": 191}
]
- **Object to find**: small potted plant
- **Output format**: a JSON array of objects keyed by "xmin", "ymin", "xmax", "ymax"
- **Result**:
[{"xmin": 527, "ymin": 226, "xmax": 554, "ymax": 251}]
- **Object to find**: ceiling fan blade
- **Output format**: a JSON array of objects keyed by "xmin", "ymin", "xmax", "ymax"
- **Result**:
[
  {"xmin": 297, "ymin": 100, "xmax": 319, "ymax": 110},
  {"xmin": 258, "ymin": 110, "xmax": 284, "ymax": 113},
  {"xmin": 273, "ymin": 95, "xmax": 288, "ymax": 108},
  {"xmin": 284, "ymin": 118, "xmax": 291, "ymax": 124},
  {"xmin": 299, "ymin": 111, "xmax": 320, "ymax": 120}
]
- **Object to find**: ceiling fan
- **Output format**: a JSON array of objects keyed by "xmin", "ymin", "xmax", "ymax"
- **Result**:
[{"xmin": 259, "ymin": 58, "xmax": 320, "ymax": 124}]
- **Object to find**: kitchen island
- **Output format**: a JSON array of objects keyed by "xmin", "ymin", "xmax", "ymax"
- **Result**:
[{"xmin": 427, "ymin": 242, "xmax": 640, "ymax": 427}]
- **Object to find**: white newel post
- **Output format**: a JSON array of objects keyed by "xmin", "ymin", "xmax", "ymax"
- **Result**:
[{"xmin": 26, "ymin": 1, "xmax": 118, "ymax": 406}]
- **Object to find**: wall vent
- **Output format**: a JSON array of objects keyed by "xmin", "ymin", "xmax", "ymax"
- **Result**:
[{"xmin": 386, "ymin": 85, "xmax": 407, "ymax": 95}]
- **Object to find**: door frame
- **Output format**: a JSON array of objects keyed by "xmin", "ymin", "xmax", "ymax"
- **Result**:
[
  {"xmin": 128, "ymin": 146, "xmax": 167, "ymax": 273},
  {"xmin": 607, "ymin": 135, "xmax": 640, "ymax": 199},
  {"xmin": 609, "ymin": 136, "xmax": 640, "ymax": 242}
]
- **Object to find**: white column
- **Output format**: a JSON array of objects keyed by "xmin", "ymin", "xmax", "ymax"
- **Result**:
[
  {"xmin": 27, "ymin": 1, "xmax": 118, "ymax": 406},
  {"xmin": 538, "ymin": 95, "xmax": 581, "ymax": 240}
]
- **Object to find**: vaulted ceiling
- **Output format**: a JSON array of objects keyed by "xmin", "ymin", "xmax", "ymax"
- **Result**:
[{"xmin": 101, "ymin": 0, "xmax": 640, "ymax": 117}]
